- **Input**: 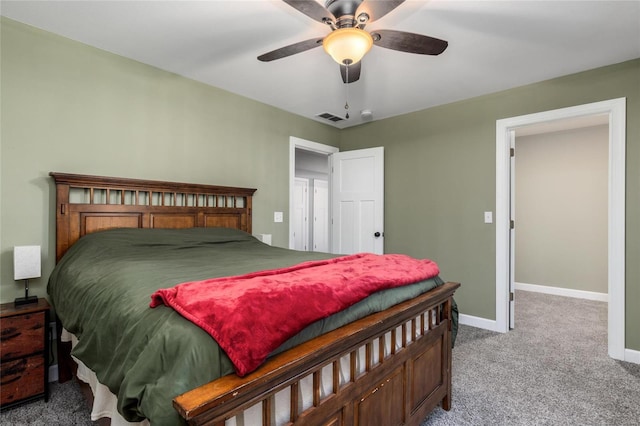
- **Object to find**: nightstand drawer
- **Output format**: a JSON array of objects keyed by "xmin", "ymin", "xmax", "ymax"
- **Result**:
[
  {"xmin": 0, "ymin": 355, "xmax": 45, "ymax": 406},
  {"xmin": 0, "ymin": 312, "xmax": 46, "ymax": 361},
  {"xmin": 0, "ymin": 298, "xmax": 50, "ymax": 410}
]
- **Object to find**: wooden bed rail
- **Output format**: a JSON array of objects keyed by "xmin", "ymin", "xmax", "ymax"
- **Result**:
[{"xmin": 175, "ymin": 281, "xmax": 460, "ymax": 426}]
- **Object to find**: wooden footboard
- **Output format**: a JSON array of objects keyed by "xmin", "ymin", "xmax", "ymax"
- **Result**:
[{"xmin": 175, "ymin": 281, "xmax": 459, "ymax": 426}]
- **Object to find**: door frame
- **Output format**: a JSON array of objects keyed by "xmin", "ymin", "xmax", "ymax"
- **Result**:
[
  {"xmin": 495, "ymin": 98, "xmax": 626, "ymax": 360},
  {"xmin": 289, "ymin": 137, "xmax": 338, "ymax": 250}
]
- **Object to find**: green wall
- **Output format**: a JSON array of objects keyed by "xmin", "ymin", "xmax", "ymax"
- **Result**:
[
  {"xmin": 339, "ymin": 59, "xmax": 640, "ymax": 351},
  {"xmin": 2, "ymin": 18, "xmax": 638, "ymax": 352},
  {"xmin": 0, "ymin": 18, "xmax": 339, "ymax": 303}
]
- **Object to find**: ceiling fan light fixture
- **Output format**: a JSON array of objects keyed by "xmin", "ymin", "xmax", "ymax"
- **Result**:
[{"xmin": 322, "ymin": 28, "xmax": 373, "ymax": 65}]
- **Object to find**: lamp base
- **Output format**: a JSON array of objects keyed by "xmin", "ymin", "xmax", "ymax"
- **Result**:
[{"xmin": 15, "ymin": 295, "xmax": 38, "ymax": 307}]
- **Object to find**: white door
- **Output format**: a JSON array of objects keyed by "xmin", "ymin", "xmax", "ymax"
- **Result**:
[
  {"xmin": 313, "ymin": 179, "xmax": 329, "ymax": 252},
  {"xmin": 293, "ymin": 177, "xmax": 309, "ymax": 251},
  {"xmin": 331, "ymin": 147, "xmax": 384, "ymax": 255}
]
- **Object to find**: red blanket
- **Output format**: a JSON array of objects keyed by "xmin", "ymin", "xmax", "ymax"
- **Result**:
[{"xmin": 150, "ymin": 253, "xmax": 439, "ymax": 376}]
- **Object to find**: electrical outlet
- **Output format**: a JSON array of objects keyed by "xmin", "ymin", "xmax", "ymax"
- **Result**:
[{"xmin": 274, "ymin": 211, "xmax": 283, "ymax": 223}]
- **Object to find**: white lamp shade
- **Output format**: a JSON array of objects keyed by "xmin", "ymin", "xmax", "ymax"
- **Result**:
[
  {"xmin": 14, "ymin": 245, "xmax": 41, "ymax": 280},
  {"xmin": 322, "ymin": 28, "xmax": 373, "ymax": 65}
]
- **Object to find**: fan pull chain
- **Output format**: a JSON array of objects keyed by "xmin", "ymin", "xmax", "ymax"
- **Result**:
[{"xmin": 344, "ymin": 64, "xmax": 350, "ymax": 119}]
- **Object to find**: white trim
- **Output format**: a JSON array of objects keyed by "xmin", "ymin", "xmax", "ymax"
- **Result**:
[
  {"xmin": 515, "ymin": 282, "xmax": 608, "ymax": 302},
  {"xmin": 458, "ymin": 314, "xmax": 501, "ymax": 333},
  {"xmin": 289, "ymin": 137, "xmax": 338, "ymax": 250},
  {"xmin": 607, "ymin": 98, "xmax": 627, "ymax": 361},
  {"xmin": 625, "ymin": 349, "xmax": 640, "ymax": 365},
  {"xmin": 496, "ymin": 98, "xmax": 626, "ymax": 360}
]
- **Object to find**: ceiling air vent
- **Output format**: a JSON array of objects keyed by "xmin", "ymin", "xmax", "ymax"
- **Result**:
[{"xmin": 317, "ymin": 112, "xmax": 344, "ymax": 122}]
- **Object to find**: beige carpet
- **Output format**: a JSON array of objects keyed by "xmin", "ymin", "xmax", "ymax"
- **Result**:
[{"xmin": 423, "ymin": 290, "xmax": 640, "ymax": 425}]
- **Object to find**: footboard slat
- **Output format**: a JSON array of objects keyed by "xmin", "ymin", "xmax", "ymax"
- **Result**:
[
  {"xmin": 289, "ymin": 381, "xmax": 299, "ymax": 423},
  {"xmin": 312, "ymin": 371, "xmax": 320, "ymax": 407},
  {"xmin": 174, "ymin": 282, "xmax": 459, "ymax": 426},
  {"xmin": 262, "ymin": 397, "xmax": 272, "ymax": 426},
  {"xmin": 332, "ymin": 360, "xmax": 339, "ymax": 396}
]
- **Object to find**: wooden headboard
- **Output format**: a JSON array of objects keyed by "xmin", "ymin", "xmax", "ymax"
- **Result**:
[{"xmin": 51, "ymin": 172, "xmax": 257, "ymax": 262}]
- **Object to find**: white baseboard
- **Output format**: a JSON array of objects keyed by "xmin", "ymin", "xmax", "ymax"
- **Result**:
[
  {"xmin": 515, "ymin": 282, "xmax": 608, "ymax": 302},
  {"xmin": 625, "ymin": 348, "xmax": 640, "ymax": 364},
  {"xmin": 49, "ymin": 364, "xmax": 58, "ymax": 383},
  {"xmin": 458, "ymin": 313, "xmax": 504, "ymax": 333}
]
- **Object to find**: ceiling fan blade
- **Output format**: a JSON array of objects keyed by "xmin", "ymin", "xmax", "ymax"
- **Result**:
[
  {"xmin": 356, "ymin": 0, "xmax": 405, "ymax": 23},
  {"xmin": 340, "ymin": 61, "xmax": 361, "ymax": 84},
  {"xmin": 372, "ymin": 29, "xmax": 448, "ymax": 55},
  {"xmin": 282, "ymin": 0, "xmax": 335, "ymax": 25},
  {"xmin": 258, "ymin": 37, "xmax": 324, "ymax": 62}
]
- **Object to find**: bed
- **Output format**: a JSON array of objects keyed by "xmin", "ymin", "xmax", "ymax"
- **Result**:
[{"xmin": 48, "ymin": 172, "xmax": 460, "ymax": 426}]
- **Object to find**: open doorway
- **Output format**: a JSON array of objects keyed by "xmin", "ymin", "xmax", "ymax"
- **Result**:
[
  {"xmin": 289, "ymin": 137, "xmax": 338, "ymax": 252},
  {"xmin": 514, "ymin": 119, "xmax": 609, "ymax": 303},
  {"xmin": 496, "ymin": 98, "xmax": 626, "ymax": 360},
  {"xmin": 292, "ymin": 149, "xmax": 330, "ymax": 251}
]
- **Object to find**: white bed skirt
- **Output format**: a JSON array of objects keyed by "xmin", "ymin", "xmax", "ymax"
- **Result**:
[{"xmin": 61, "ymin": 329, "xmax": 149, "ymax": 426}]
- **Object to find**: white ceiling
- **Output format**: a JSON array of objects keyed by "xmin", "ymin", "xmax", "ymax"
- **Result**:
[{"xmin": 2, "ymin": 0, "xmax": 639, "ymax": 129}]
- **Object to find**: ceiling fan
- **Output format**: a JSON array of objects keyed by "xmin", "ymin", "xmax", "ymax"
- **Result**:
[{"xmin": 257, "ymin": 0, "xmax": 448, "ymax": 84}]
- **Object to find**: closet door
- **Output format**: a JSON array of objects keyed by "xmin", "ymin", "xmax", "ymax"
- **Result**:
[
  {"xmin": 313, "ymin": 179, "xmax": 329, "ymax": 252},
  {"xmin": 293, "ymin": 178, "xmax": 309, "ymax": 251}
]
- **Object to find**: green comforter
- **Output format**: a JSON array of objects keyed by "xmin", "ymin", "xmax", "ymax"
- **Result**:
[{"xmin": 48, "ymin": 227, "xmax": 453, "ymax": 425}]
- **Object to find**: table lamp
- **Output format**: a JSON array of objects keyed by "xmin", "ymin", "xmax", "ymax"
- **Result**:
[{"xmin": 14, "ymin": 245, "xmax": 41, "ymax": 306}]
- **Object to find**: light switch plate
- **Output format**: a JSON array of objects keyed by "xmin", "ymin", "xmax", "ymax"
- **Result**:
[
  {"xmin": 274, "ymin": 211, "xmax": 283, "ymax": 223},
  {"xmin": 484, "ymin": 211, "xmax": 493, "ymax": 224}
]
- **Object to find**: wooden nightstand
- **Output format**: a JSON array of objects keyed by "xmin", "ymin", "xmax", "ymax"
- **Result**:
[{"xmin": 0, "ymin": 298, "xmax": 50, "ymax": 410}]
